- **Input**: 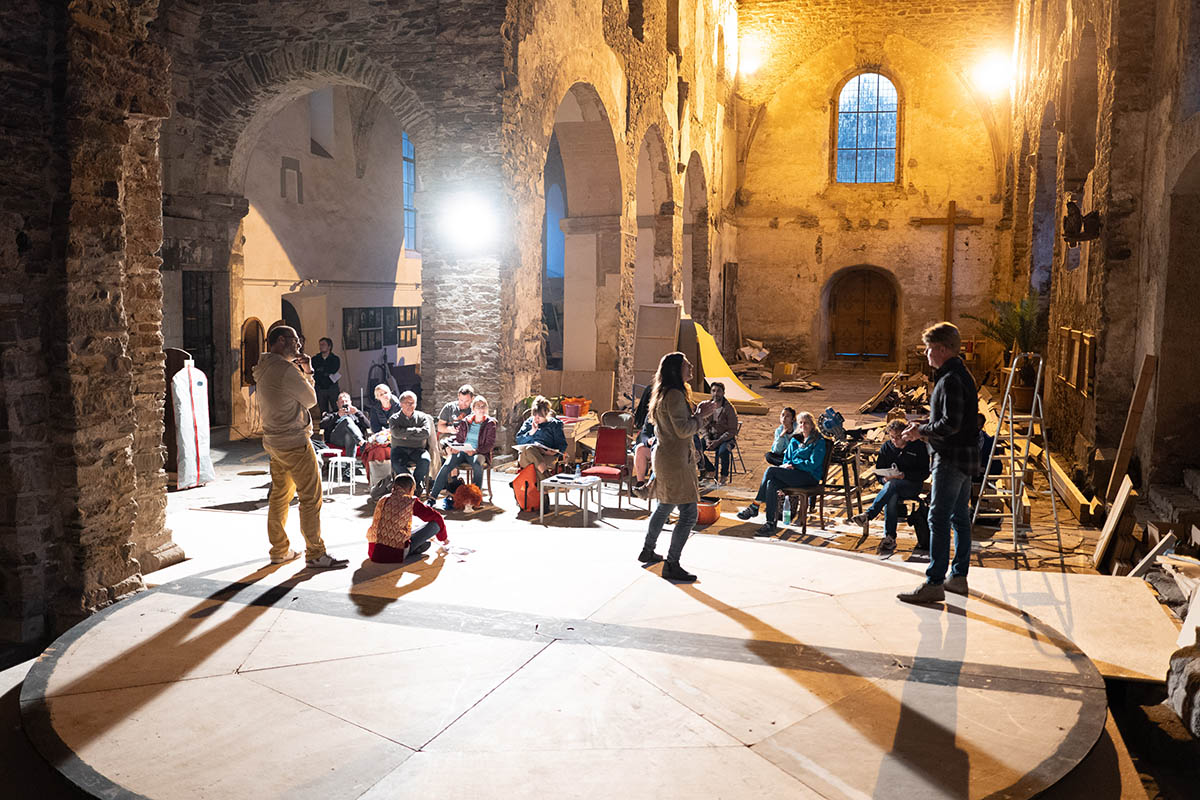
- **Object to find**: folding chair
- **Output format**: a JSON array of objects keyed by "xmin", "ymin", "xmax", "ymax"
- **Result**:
[{"xmin": 729, "ymin": 421, "xmax": 748, "ymax": 475}]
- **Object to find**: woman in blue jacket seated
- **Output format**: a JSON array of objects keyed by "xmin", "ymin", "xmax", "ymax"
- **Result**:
[
  {"xmin": 515, "ymin": 395, "xmax": 568, "ymax": 478},
  {"xmin": 850, "ymin": 418, "xmax": 930, "ymax": 553},
  {"xmin": 738, "ymin": 411, "xmax": 826, "ymax": 535}
]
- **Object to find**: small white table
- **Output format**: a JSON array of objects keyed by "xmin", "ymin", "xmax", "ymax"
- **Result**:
[{"xmin": 540, "ymin": 474, "xmax": 603, "ymax": 526}]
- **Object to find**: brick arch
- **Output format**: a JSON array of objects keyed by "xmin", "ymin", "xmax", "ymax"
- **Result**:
[{"xmin": 196, "ymin": 41, "xmax": 434, "ymax": 195}]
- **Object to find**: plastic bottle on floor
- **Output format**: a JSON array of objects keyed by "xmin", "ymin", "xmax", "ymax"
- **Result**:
[{"xmin": 781, "ymin": 495, "xmax": 792, "ymax": 526}]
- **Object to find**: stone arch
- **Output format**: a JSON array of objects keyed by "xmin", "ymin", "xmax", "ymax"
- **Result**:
[
  {"xmin": 194, "ymin": 42, "xmax": 434, "ymax": 195},
  {"xmin": 1064, "ymin": 24, "xmax": 1098, "ymax": 192},
  {"xmin": 682, "ymin": 151, "xmax": 709, "ymax": 327},
  {"xmin": 240, "ymin": 317, "xmax": 265, "ymax": 386},
  {"xmin": 1151, "ymin": 147, "xmax": 1200, "ymax": 480},
  {"xmin": 634, "ymin": 124, "xmax": 675, "ymax": 309},
  {"xmin": 821, "ymin": 265, "xmax": 901, "ymax": 363},
  {"xmin": 547, "ymin": 82, "xmax": 624, "ymax": 374}
]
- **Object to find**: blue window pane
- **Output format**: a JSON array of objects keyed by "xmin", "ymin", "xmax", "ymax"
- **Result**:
[
  {"xmin": 856, "ymin": 149, "xmax": 876, "ymax": 182},
  {"xmin": 857, "ymin": 113, "xmax": 876, "ymax": 149},
  {"xmin": 875, "ymin": 150, "xmax": 896, "ymax": 182},
  {"xmin": 838, "ymin": 113, "xmax": 857, "ymax": 149},
  {"xmin": 402, "ymin": 132, "xmax": 414, "ymax": 159},
  {"xmin": 839, "ymin": 75, "xmax": 859, "ymax": 111},
  {"xmin": 877, "ymin": 112, "xmax": 897, "ymax": 147},
  {"xmin": 837, "ymin": 150, "xmax": 857, "ymax": 182},
  {"xmin": 878, "ymin": 76, "xmax": 898, "ymax": 111},
  {"xmin": 859, "ymin": 73, "xmax": 878, "ymax": 112}
]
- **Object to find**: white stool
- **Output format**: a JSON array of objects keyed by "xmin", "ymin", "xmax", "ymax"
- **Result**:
[{"xmin": 325, "ymin": 456, "xmax": 359, "ymax": 496}]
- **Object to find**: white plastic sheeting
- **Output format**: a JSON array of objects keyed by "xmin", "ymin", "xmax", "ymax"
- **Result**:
[{"xmin": 173, "ymin": 361, "xmax": 216, "ymax": 489}]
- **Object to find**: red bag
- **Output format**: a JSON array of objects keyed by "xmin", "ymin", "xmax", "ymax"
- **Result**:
[{"xmin": 512, "ymin": 463, "xmax": 541, "ymax": 511}]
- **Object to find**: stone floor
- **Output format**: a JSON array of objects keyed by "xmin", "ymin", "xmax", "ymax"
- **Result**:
[{"xmin": 6, "ymin": 369, "xmax": 1180, "ymax": 798}]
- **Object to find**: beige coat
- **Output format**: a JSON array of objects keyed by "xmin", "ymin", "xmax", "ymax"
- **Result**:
[
  {"xmin": 651, "ymin": 387, "xmax": 701, "ymax": 505},
  {"xmin": 253, "ymin": 351, "xmax": 317, "ymax": 451}
]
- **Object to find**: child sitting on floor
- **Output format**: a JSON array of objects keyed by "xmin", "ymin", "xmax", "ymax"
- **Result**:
[{"xmin": 366, "ymin": 473, "xmax": 448, "ymax": 563}]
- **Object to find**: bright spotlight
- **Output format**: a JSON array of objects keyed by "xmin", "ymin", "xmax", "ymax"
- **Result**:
[
  {"xmin": 971, "ymin": 53, "xmax": 1013, "ymax": 97},
  {"xmin": 438, "ymin": 192, "xmax": 499, "ymax": 252},
  {"xmin": 739, "ymin": 36, "xmax": 764, "ymax": 76}
]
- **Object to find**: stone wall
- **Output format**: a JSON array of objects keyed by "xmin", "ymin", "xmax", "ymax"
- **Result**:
[
  {"xmin": 732, "ymin": 5, "xmax": 1011, "ymax": 366},
  {"xmin": 0, "ymin": 0, "xmax": 181, "ymax": 643}
]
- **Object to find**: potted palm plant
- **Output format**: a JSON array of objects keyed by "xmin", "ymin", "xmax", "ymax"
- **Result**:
[{"xmin": 964, "ymin": 291, "xmax": 1046, "ymax": 408}]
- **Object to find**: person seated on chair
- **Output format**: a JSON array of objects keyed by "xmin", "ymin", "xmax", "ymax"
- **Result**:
[
  {"xmin": 849, "ymin": 419, "xmax": 930, "ymax": 553},
  {"xmin": 515, "ymin": 395, "xmax": 567, "ymax": 477},
  {"xmin": 368, "ymin": 383, "xmax": 401, "ymax": 433},
  {"xmin": 429, "ymin": 396, "xmax": 496, "ymax": 502},
  {"xmin": 695, "ymin": 382, "xmax": 738, "ymax": 483},
  {"xmin": 320, "ymin": 392, "xmax": 371, "ymax": 456},
  {"xmin": 737, "ymin": 411, "xmax": 827, "ymax": 535},
  {"xmin": 437, "ymin": 384, "xmax": 476, "ymax": 452},
  {"xmin": 632, "ymin": 416, "xmax": 656, "ymax": 493},
  {"xmin": 766, "ymin": 406, "xmax": 798, "ymax": 466},
  {"xmin": 366, "ymin": 473, "xmax": 449, "ymax": 563},
  {"xmin": 387, "ymin": 391, "xmax": 435, "ymax": 493}
]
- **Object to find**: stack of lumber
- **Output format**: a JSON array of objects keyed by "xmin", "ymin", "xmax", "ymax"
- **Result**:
[
  {"xmin": 859, "ymin": 372, "xmax": 929, "ymax": 414},
  {"xmin": 779, "ymin": 378, "xmax": 822, "ymax": 392},
  {"xmin": 1159, "ymin": 550, "xmax": 1200, "ymax": 602}
]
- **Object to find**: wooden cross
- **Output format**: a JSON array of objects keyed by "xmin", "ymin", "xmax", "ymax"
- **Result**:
[{"xmin": 912, "ymin": 201, "xmax": 984, "ymax": 319}]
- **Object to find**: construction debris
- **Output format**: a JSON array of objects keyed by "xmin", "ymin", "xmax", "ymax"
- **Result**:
[
  {"xmin": 779, "ymin": 379, "xmax": 822, "ymax": 392},
  {"xmin": 736, "ymin": 338, "xmax": 769, "ymax": 362}
]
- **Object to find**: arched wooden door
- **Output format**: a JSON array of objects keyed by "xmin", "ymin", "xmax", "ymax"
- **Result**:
[{"xmin": 829, "ymin": 270, "xmax": 896, "ymax": 360}]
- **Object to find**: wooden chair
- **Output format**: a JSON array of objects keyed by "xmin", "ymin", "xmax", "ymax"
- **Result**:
[
  {"xmin": 581, "ymin": 426, "xmax": 633, "ymax": 508},
  {"xmin": 778, "ymin": 437, "xmax": 836, "ymax": 535},
  {"xmin": 600, "ymin": 410, "xmax": 635, "ymax": 433}
]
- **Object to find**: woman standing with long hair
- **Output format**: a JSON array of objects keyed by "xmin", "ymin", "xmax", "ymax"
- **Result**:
[{"xmin": 639, "ymin": 352, "xmax": 715, "ymax": 581}]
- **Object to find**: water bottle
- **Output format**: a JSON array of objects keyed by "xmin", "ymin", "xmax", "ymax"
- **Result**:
[
  {"xmin": 575, "ymin": 462, "xmax": 581, "ymax": 478},
  {"xmin": 781, "ymin": 495, "xmax": 792, "ymax": 526}
]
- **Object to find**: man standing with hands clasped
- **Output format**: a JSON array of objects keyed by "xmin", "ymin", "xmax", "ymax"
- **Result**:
[
  {"xmin": 254, "ymin": 326, "xmax": 348, "ymax": 569},
  {"xmin": 897, "ymin": 322, "xmax": 979, "ymax": 604}
]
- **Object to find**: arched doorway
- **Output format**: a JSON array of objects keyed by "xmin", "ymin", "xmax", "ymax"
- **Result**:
[
  {"xmin": 545, "ymin": 83, "xmax": 623, "ymax": 373},
  {"xmin": 827, "ymin": 268, "xmax": 897, "ymax": 360},
  {"xmin": 634, "ymin": 126, "xmax": 674, "ymax": 310},
  {"xmin": 240, "ymin": 318, "xmax": 265, "ymax": 385},
  {"xmin": 683, "ymin": 152, "xmax": 709, "ymax": 328}
]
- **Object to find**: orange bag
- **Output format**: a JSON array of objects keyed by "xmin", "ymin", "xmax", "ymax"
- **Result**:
[{"xmin": 512, "ymin": 463, "xmax": 541, "ymax": 511}]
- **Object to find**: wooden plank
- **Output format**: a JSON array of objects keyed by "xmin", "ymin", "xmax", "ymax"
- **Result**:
[
  {"xmin": 1130, "ymin": 533, "xmax": 1176, "ymax": 578},
  {"xmin": 1105, "ymin": 354, "xmax": 1157, "ymax": 503},
  {"xmin": 1044, "ymin": 451, "xmax": 1091, "ymax": 524},
  {"xmin": 1094, "ymin": 475, "xmax": 1138, "ymax": 570},
  {"xmin": 858, "ymin": 372, "xmax": 902, "ymax": 413}
]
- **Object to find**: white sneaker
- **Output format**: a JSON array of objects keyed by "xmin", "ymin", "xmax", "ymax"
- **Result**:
[
  {"xmin": 270, "ymin": 549, "xmax": 301, "ymax": 565},
  {"xmin": 306, "ymin": 553, "xmax": 349, "ymax": 569}
]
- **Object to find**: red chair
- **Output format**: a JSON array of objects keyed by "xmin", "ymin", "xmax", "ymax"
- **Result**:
[{"xmin": 581, "ymin": 426, "xmax": 633, "ymax": 509}]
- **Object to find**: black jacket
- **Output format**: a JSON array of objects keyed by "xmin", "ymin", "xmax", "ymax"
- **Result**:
[
  {"xmin": 919, "ymin": 355, "xmax": 980, "ymax": 476},
  {"xmin": 876, "ymin": 440, "xmax": 930, "ymax": 483}
]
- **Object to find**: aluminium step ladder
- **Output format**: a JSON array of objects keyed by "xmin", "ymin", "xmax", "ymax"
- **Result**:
[{"xmin": 972, "ymin": 352, "xmax": 1063, "ymax": 549}]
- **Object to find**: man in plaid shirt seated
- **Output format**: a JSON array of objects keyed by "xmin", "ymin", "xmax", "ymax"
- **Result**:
[{"xmin": 897, "ymin": 321, "xmax": 980, "ymax": 604}]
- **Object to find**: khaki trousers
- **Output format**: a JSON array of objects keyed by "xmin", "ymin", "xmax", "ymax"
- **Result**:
[
  {"xmin": 518, "ymin": 446, "xmax": 560, "ymax": 476},
  {"xmin": 265, "ymin": 442, "xmax": 327, "ymax": 561}
]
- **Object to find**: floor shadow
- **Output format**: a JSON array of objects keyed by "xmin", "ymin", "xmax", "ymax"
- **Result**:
[{"xmin": 348, "ymin": 553, "xmax": 447, "ymax": 617}]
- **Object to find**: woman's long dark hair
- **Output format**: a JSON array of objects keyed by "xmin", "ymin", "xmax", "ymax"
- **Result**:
[{"xmin": 649, "ymin": 352, "xmax": 692, "ymax": 421}]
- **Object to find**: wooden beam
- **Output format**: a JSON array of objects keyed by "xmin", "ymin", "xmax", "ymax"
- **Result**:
[
  {"xmin": 1105, "ymin": 354, "xmax": 1157, "ymax": 503},
  {"xmin": 1044, "ymin": 450, "xmax": 1092, "ymax": 524}
]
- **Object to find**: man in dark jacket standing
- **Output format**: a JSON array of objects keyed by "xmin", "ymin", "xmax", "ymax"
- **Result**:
[
  {"xmin": 898, "ymin": 322, "xmax": 980, "ymax": 604},
  {"xmin": 311, "ymin": 337, "xmax": 341, "ymax": 415}
]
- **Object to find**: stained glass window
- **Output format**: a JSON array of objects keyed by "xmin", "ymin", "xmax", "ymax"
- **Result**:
[{"xmin": 835, "ymin": 73, "xmax": 898, "ymax": 183}]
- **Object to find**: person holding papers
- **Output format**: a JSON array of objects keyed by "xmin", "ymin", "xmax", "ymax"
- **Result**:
[
  {"xmin": 850, "ymin": 418, "xmax": 930, "ymax": 553},
  {"xmin": 514, "ymin": 395, "xmax": 568, "ymax": 477}
]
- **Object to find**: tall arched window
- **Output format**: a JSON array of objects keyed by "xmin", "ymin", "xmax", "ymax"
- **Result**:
[{"xmin": 835, "ymin": 72, "xmax": 898, "ymax": 183}]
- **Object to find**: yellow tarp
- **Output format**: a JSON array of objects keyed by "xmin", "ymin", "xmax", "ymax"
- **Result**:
[{"xmin": 695, "ymin": 323, "xmax": 762, "ymax": 402}]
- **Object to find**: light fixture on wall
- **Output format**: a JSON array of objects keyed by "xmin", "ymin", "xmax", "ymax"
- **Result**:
[
  {"xmin": 1062, "ymin": 199, "xmax": 1102, "ymax": 247},
  {"xmin": 970, "ymin": 52, "xmax": 1014, "ymax": 98},
  {"xmin": 438, "ymin": 191, "xmax": 500, "ymax": 253},
  {"xmin": 288, "ymin": 278, "xmax": 319, "ymax": 292}
]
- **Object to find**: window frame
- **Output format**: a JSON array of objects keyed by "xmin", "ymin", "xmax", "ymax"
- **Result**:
[
  {"xmin": 829, "ymin": 69, "xmax": 904, "ymax": 186},
  {"xmin": 402, "ymin": 132, "xmax": 418, "ymax": 254}
]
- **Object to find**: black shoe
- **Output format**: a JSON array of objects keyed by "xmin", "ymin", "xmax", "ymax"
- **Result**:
[
  {"xmin": 638, "ymin": 547, "xmax": 663, "ymax": 564},
  {"xmin": 737, "ymin": 503, "xmax": 759, "ymax": 520},
  {"xmin": 662, "ymin": 561, "xmax": 697, "ymax": 582},
  {"xmin": 879, "ymin": 536, "xmax": 896, "ymax": 554},
  {"xmin": 755, "ymin": 522, "xmax": 777, "ymax": 537},
  {"xmin": 407, "ymin": 540, "xmax": 433, "ymax": 559}
]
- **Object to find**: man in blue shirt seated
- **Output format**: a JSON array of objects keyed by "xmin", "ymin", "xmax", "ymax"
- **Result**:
[
  {"xmin": 515, "ymin": 395, "xmax": 568, "ymax": 478},
  {"xmin": 850, "ymin": 418, "xmax": 930, "ymax": 554},
  {"xmin": 737, "ymin": 411, "xmax": 827, "ymax": 535}
]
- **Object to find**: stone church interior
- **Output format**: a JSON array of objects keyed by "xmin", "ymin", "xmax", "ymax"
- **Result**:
[{"xmin": 4, "ymin": 0, "xmax": 1200, "ymax": 797}]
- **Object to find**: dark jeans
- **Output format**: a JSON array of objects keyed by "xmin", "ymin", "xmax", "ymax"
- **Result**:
[
  {"xmin": 644, "ymin": 502, "xmax": 697, "ymax": 564},
  {"xmin": 754, "ymin": 466, "xmax": 818, "ymax": 522},
  {"xmin": 764, "ymin": 452, "xmax": 784, "ymax": 466},
  {"xmin": 696, "ymin": 438, "xmax": 729, "ymax": 474},
  {"xmin": 329, "ymin": 417, "xmax": 365, "ymax": 456},
  {"xmin": 926, "ymin": 462, "xmax": 973, "ymax": 585},
  {"xmin": 315, "ymin": 385, "xmax": 340, "ymax": 415},
  {"xmin": 866, "ymin": 478, "xmax": 924, "ymax": 538},
  {"xmin": 430, "ymin": 450, "xmax": 486, "ymax": 497},
  {"xmin": 390, "ymin": 446, "xmax": 431, "ymax": 489}
]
